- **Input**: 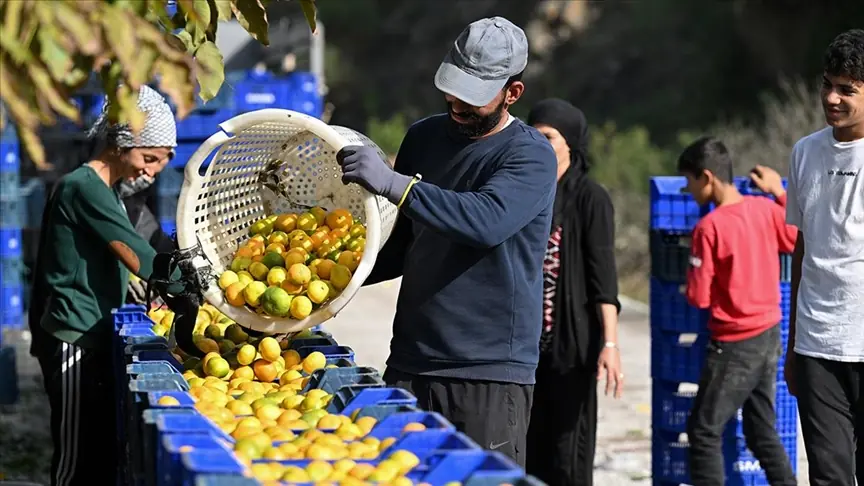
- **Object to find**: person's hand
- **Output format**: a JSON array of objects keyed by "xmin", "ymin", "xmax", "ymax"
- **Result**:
[
  {"xmin": 749, "ymin": 165, "xmax": 785, "ymax": 197},
  {"xmin": 597, "ymin": 346, "xmax": 624, "ymax": 399},
  {"xmin": 784, "ymin": 350, "xmax": 797, "ymax": 396},
  {"xmin": 336, "ymin": 145, "xmax": 411, "ymax": 203},
  {"xmin": 127, "ymin": 275, "xmax": 148, "ymax": 305}
]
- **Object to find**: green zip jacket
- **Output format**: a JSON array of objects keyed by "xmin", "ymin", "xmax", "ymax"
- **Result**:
[{"xmin": 39, "ymin": 166, "xmax": 162, "ymax": 349}]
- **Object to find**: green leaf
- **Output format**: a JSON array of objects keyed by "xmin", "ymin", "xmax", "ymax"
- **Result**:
[
  {"xmin": 299, "ymin": 0, "xmax": 317, "ymax": 34},
  {"xmin": 210, "ymin": 0, "xmax": 233, "ymax": 21},
  {"xmin": 231, "ymin": 0, "xmax": 269, "ymax": 46},
  {"xmin": 194, "ymin": 40, "xmax": 225, "ymax": 101}
]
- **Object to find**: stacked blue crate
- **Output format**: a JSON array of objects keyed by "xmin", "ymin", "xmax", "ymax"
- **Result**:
[
  {"xmin": 650, "ymin": 176, "xmax": 798, "ymax": 486},
  {"xmin": 0, "ymin": 142, "xmax": 23, "ymax": 330},
  {"xmin": 0, "ymin": 138, "xmax": 21, "ymax": 405}
]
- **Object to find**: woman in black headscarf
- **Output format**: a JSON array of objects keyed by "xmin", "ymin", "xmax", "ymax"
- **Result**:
[{"xmin": 525, "ymin": 99, "xmax": 624, "ymax": 486}]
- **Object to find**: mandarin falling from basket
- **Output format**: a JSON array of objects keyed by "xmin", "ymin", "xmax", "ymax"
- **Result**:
[{"xmin": 219, "ymin": 206, "xmax": 366, "ymax": 320}]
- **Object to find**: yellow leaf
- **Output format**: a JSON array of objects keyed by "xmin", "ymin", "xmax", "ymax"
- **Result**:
[
  {"xmin": 129, "ymin": 43, "xmax": 159, "ymax": 88},
  {"xmin": 26, "ymin": 59, "xmax": 80, "ymax": 123},
  {"xmin": 192, "ymin": 0, "xmax": 212, "ymax": 26},
  {"xmin": 137, "ymin": 22, "xmax": 188, "ymax": 62},
  {"xmin": 194, "ymin": 40, "xmax": 224, "ymax": 101},
  {"xmin": 0, "ymin": 58, "xmax": 40, "ymax": 129},
  {"xmin": 210, "ymin": 0, "xmax": 233, "ymax": 21},
  {"xmin": 2, "ymin": 0, "xmax": 24, "ymax": 39},
  {"xmin": 18, "ymin": 126, "xmax": 49, "ymax": 171},
  {"xmin": 101, "ymin": 6, "xmax": 137, "ymax": 79},
  {"xmin": 54, "ymin": 2, "xmax": 102, "ymax": 55},
  {"xmin": 116, "ymin": 83, "xmax": 145, "ymax": 134},
  {"xmin": 154, "ymin": 58, "xmax": 196, "ymax": 119},
  {"xmin": 299, "ymin": 0, "xmax": 317, "ymax": 34},
  {"xmin": 0, "ymin": 27, "xmax": 33, "ymax": 64},
  {"xmin": 231, "ymin": 0, "xmax": 269, "ymax": 46},
  {"xmin": 37, "ymin": 29, "xmax": 73, "ymax": 82},
  {"xmin": 174, "ymin": 30, "xmax": 195, "ymax": 52}
]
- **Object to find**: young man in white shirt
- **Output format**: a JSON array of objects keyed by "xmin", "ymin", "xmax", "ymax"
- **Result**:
[{"xmin": 785, "ymin": 28, "xmax": 864, "ymax": 486}]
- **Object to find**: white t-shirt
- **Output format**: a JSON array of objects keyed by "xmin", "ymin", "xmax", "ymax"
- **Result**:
[{"xmin": 786, "ymin": 127, "xmax": 864, "ymax": 362}]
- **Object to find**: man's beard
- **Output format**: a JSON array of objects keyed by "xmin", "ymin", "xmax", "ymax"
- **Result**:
[{"xmin": 447, "ymin": 98, "xmax": 506, "ymax": 138}]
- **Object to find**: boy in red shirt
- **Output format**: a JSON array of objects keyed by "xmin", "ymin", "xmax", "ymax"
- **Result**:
[{"xmin": 678, "ymin": 136, "xmax": 798, "ymax": 486}]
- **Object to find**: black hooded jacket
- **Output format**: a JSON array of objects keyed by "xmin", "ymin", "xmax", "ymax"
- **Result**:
[{"xmin": 527, "ymin": 99, "xmax": 621, "ymax": 373}]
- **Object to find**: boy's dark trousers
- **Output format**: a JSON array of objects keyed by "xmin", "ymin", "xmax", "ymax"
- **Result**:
[
  {"xmin": 794, "ymin": 353, "xmax": 864, "ymax": 486},
  {"xmin": 383, "ymin": 367, "xmax": 534, "ymax": 467},
  {"xmin": 687, "ymin": 325, "xmax": 797, "ymax": 486}
]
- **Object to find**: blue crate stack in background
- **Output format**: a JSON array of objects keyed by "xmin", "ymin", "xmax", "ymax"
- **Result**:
[
  {"xmin": 649, "ymin": 176, "xmax": 798, "ymax": 485},
  {"xmin": 0, "ymin": 113, "xmax": 22, "ymax": 404},
  {"xmin": 153, "ymin": 69, "xmax": 324, "ymax": 238}
]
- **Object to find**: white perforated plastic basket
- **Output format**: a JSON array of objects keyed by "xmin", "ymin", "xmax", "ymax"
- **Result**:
[{"xmin": 176, "ymin": 109, "xmax": 399, "ymax": 333}]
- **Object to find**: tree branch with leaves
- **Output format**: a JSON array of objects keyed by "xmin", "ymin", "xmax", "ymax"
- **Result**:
[{"xmin": 0, "ymin": 0, "xmax": 317, "ymax": 169}]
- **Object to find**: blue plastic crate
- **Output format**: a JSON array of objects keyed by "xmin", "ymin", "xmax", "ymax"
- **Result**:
[
  {"xmin": 780, "ymin": 282, "xmax": 791, "ymax": 314},
  {"xmin": 234, "ymin": 74, "xmax": 294, "ymax": 112},
  {"xmin": 650, "ymin": 231, "xmax": 692, "ymax": 283},
  {"xmin": 327, "ymin": 386, "xmax": 418, "ymax": 416},
  {"xmin": 157, "ymin": 166, "xmax": 183, "ymax": 221},
  {"xmin": 193, "ymin": 477, "xmax": 259, "ymax": 486},
  {"xmin": 650, "ymin": 177, "xmax": 711, "ymax": 233},
  {"xmin": 113, "ymin": 305, "xmax": 150, "ymax": 328},
  {"xmin": 0, "ymin": 257, "xmax": 22, "ymax": 286},
  {"xmin": 132, "ymin": 349, "xmax": 184, "ymax": 371},
  {"xmin": 127, "ymin": 361, "xmax": 178, "ymax": 377},
  {"xmin": 725, "ymin": 433, "xmax": 798, "ymax": 485},
  {"xmin": 652, "ymin": 379, "xmax": 699, "ymax": 433},
  {"xmin": 0, "ymin": 198, "xmax": 21, "ymax": 227},
  {"xmin": 734, "ymin": 176, "xmax": 788, "ymax": 197},
  {"xmin": 733, "ymin": 383, "xmax": 798, "ymax": 438},
  {"xmin": 0, "ymin": 142, "xmax": 19, "ymax": 172},
  {"xmin": 420, "ymin": 450, "xmax": 523, "ymax": 484},
  {"xmin": 779, "ymin": 254, "xmax": 792, "ymax": 283},
  {"xmin": 296, "ymin": 344, "xmax": 355, "ymax": 361},
  {"xmin": 651, "ymin": 330, "xmax": 708, "ymax": 383},
  {"xmin": 301, "ymin": 365, "xmax": 384, "ymax": 395},
  {"xmin": 157, "ymin": 413, "xmax": 233, "ymax": 444},
  {"xmin": 0, "ymin": 284, "xmax": 24, "ymax": 328},
  {"xmin": 159, "ymin": 434, "xmax": 232, "ymax": 486},
  {"xmin": 0, "ymin": 228, "xmax": 21, "ymax": 257},
  {"xmin": 0, "ymin": 171, "xmax": 19, "ymax": 200},
  {"xmin": 148, "ymin": 391, "xmax": 197, "ymax": 409},
  {"xmin": 175, "ymin": 111, "xmax": 231, "ymax": 142},
  {"xmin": 653, "ymin": 379, "xmax": 798, "ymax": 437},
  {"xmin": 180, "ymin": 448, "xmax": 246, "ymax": 486},
  {"xmin": 169, "ymin": 142, "xmax": 209, "ymax": 169},
  {"xmin": 367, "ymin": 411, "xmax": 456, "ymax": 439},
  {"xmin": 650, "ymin": 278, "xmax": 709, "ymax": 333},
  {"xmin": 160, "ymin": 219, "xmax": 177, "ymax": 238}
]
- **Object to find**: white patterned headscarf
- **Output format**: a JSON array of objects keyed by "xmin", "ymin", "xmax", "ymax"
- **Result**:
[{"xmin": 88, "ymin": 85, "xmax": 177, "ymax": 149}]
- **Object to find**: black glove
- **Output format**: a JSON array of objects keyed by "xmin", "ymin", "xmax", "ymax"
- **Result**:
[{"xmin": 148, "ymin": 245, "xmax": 210, "ymax": 358}]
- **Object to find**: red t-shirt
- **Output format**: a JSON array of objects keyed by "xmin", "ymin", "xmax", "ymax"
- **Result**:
[{"xmin": 686, "ymin": 194, "xmax": 798, "ymax": 341}]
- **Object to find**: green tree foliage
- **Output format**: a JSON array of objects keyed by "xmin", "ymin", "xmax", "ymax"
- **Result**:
[{"xmin": 0, "ymin": 0, "xmax": 318, "ymax": 168}]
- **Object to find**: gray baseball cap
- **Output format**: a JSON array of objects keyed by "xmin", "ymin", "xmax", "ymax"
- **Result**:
[{"xmin": 434, "ymin": 17, "xmax": 528, "ymax": 107}]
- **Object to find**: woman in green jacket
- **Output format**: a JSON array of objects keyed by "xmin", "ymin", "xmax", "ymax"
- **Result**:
[{"xmin": 32, "ymin": 85, "xmax": 176, "ymax": 486}]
